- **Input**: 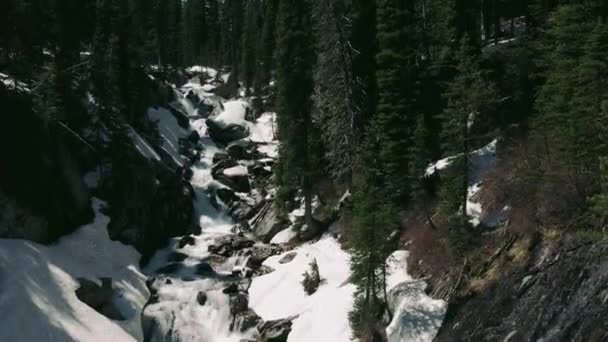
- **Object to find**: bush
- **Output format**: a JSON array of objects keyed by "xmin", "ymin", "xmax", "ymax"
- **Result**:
[{"xmin": 301, "ymin": 258, "xmax": 321, "ymax": 295}]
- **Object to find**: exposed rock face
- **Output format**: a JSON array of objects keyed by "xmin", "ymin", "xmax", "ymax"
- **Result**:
[
  {"xmin": 257, "ymin": 317, "xmax": 294, "ymax": 342},
  {"xmin": 251, "ymin": 203, "xmax": 289, "ymax": 243},
  {"xmin": 75, "ymin": 277, "xmax": 125, "ymax": 321},
  {"xmin": 435, "ymin": 235, "xmax": 608, "ymax": 342}
]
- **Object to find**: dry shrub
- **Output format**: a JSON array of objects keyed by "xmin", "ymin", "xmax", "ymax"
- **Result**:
[{"xmin": 399, "ymin": 206, "xmax": 451, "ymax": 280}]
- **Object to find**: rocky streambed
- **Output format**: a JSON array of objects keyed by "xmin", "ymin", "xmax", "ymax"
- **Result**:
[{"xmin": 141, "ymin": 69, "xmax": 297, "ymax": 342}]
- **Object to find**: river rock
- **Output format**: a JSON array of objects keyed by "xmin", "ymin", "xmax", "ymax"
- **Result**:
[
  {"xmin": 206, "ymin": 119, "xmax": 250, "ymax": 145},
  {"xmin": 258, "ymin": 317, "xmax": 294, "ymax": 342},
  {"xmin": 196, "ymin": 291, "xmax": 208, "ymax": 306},
  {"xmin": 178, "ymin": 235, "xmax": 196, "ymax": 248}
]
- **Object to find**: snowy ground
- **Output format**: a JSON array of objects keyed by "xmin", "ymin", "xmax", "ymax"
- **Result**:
[
  {"xmin": 0, "ymin": 199, "xmax": 149, "ymax": 342},
  {"xmin": 249, "ymin": 234, "xmax": 355, "ymax": 342}
]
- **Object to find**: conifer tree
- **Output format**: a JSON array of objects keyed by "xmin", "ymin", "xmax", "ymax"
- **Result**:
[
  {"xmin": 274, "ymin": 0, "xmax": 321, "ymax": 232},
  {"xmin": 440, "ymin": 36, "xmax": 495, "ymax": 232},
  {"xmin": 313, "ymin": 0, "xmax": 359, "ymax": 183}
]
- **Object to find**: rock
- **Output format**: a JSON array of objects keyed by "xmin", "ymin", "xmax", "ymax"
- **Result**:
[
  {"xmin": 258, "ymin": 317, "xmax": 294, "ymax": 342},
  {"xmin": 246, "ymin": 245, "xmax": 281, "ymax": 270},
  {"xmin": 215, "ymin": 172, "xmax": 251, "ymax": 193},
  {"xmin": 213, "ymin": 152, "xmax": 231, "ymax": 164},
  {"xmin": 212, "ymin": 72, "xmax": 239, "ymax": 99},
  {"xmin": 229, "ymin": 292, "xmax": 249, "ymax": 315},
  {"xmin": 223, "ymin": 283, "xmax": 240, "ymax": 295},
  {"xmin": 252, "ymin": 203, "xmax": 289, "ymax": 243},
  {"xmin": 196, "ymin": 291, "xmax": 207, "ymax": 306},
  {"xmin": 249, "ymin": 163, "xmax": 272, "ymax": 178},
  {"xmin": 255, "ymin": 265, "xmax": 275, "ymax": 276},
  {"xmin": 212, "ymin": 158, "xmax": 239, "ymax": 178},
  {"xmin": 216, "ymin": 188, "xmax": 239, "ymax": 207},
  {"xmin": 232, "ymin": 309, "xmax": 261, "ymax": 332},
  {"xmin": 231, "ymin": 203, "xmax": 255, "ymax": 222},
  {"xmin": 178, "ymin": 235, "xmax": 196, "ymax": 248},
  {"xmin": 278, "ymin": 252, "xmax": 297, "ymax": 264},
  {"xmin": 227, "ymin": 141, "xmax": 254, "ymax": 160},
  {"xmin": 187, "ymin": 130, "xmax": 200, "ymax": 144},
  {"xmin": 434, "ymin": 235, "xmax": 608, "ymax": 342},
  {"xmin": 209, "ymin": 235, "xmax": 255, "ymax": 257},
  {"xmin": 75, "ymin": 277, "xmax": 125, "ymax": 321},
  {"xmin": 206, "ymin": 119, "xmax": 250, "ymax": 145}
]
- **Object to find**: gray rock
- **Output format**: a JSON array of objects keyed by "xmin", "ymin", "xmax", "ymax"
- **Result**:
[
  {"xmin": 196, "ymin": 291, "xmax": 207, "ymax": 306},
  {"xmin": 278, "ymin": 252, "xmax": 297, "ymax": 264},
  {"xmin": 251, "ymin": 203, "xmax": 289, "ymax": 243},
  {"xmin": 258, "ymin": 317, "xmax": 294, "ymax": 342}
]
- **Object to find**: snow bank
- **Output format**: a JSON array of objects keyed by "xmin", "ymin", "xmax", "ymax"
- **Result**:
[
  {"xmin": 213, "ymin": 100, "xmax": 248, "ymax": 129},
  {"xmin": 0, "ymin": 198, "xmax": 149, "ymax": 342},
  {"xmin": 147, "ymin": 106, "xmax": 189, "ymax": 166},
  {"xmin": 385, "ymin": 251, "xmax": 446, "ymax": 342},
  {"xmin": 223, "ymin": 165, "xmax": 248, "ymax": 177},
  {"xmin": 249, "ymin": 112, "xmax": 276, "ymax": 144},
  {"xmin": 186, "ymin": 66, "xmax": 218, "ymax": 79},
  {"xmin": 127, "ymin": 127, "xmax": 161, "ymax": 162},
  {"xmin": 249, "ymin": 235, "xmax": 355, "ymax": 342}
]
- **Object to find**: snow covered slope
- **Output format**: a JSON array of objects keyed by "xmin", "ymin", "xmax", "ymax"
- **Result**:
[
  {"xmin": 0, "ymin": 198, "xmax": 149, "ymax": 342},
  {"xmin": 249, "ymin": 234, "xmax": 355, "ymax": 342}
]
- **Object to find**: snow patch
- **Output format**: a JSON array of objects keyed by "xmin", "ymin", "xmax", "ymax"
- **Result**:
[
  {"xmin": 249, "ymin": 235, "xmax": 355, "ymax": 342},
  {"xmin": 0, "ymin": 198, "xmax": 149, "ymax": 342},
  {"xmin": 213, "ymin": 100, "xmax": 248, "ymax": 129},
  {"xmin": 223, "ymin": 165, "xmax": 248, "ymax": 177}
]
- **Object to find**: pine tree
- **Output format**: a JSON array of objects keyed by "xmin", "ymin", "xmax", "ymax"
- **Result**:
[
  {"xmin": 240, "ymin": 0, "xmax": 261, "ymax": 95},
  {"xmin": 373, "ymin": 0, "xmax": 414, "ymax": 202},
  {"xmin": 275, "ymin": 0, "xmax": 321, "ymax": 233},
  {"xmin": 440, "ymin": 36, "xmax": 495, "ymax": 234},
  {"xmin": 313, "ymin": 0, "xmax": 359, "ymax": 183}
]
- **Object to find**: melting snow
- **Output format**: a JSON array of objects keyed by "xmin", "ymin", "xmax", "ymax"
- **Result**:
[
  {"xmin": 249, "ymin": 235, "xmax": 355, "ymax": 342},
  {"xmin": 223, "ymin": 165, "xmax": 248, "ymax": 177},
  {"xmin": 0, "ymin": 198, "xmax": 149, "ymax": 342}
]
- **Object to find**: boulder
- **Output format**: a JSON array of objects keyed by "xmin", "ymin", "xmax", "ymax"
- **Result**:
[
  {"xmin": 75, "ymin": 277, "xmax": 125, "ymax": 321},
  {"xmin": 216, "ymin": 188, "xmax": 239, "ymax": 207},
  {"xmin": 252, "ymin": 203, "xmax": 289, "ymax": 243},
  {"xmin": 232, "ymin": 309, "xmax": 261, "ymax": 332},
  {"xmin": 206, "ymin": 119, "xmax": 250, "ymax": 145},
  {"xmin": 229, "ymin": 292, "xmax": 249, "ymax": 315},
  {"xmin": 278, "ymin": 252, "xmax": 297, "ymax": 264},
  {"xmin": 227, "ymin": 141, "xmax": 255, "ymax": 160},
  {"xmin": 187, "ymin": 130, "xmax": 200, "ymax": 144},
  {"xmin": 215, "ymin": 172, "xmax": 251, "ymax": 193},
  {"xmin": 196, "ymin": 291, "xmax": 208, "ymax": 306},
  {"xmin": 212, "ymin": 158, "xmax": 239, "ymax": 177},
  {"xmin": 223, "ymin": 283, "xmax": 240, "ymax": 295},
  {"xmin": 246, "ymin": 245, "xmax": 281, "ymax": 270},
  {"xmin": 213, "ymin": 152, "xmax": 231, "ymax": 164},
  {"xmin": 258, "ymin": 317, "xmax": 294, "ymax": 342},
  {"xmin": 178, "ymin": 235, "xmax": 196, "ymax": 248}
]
